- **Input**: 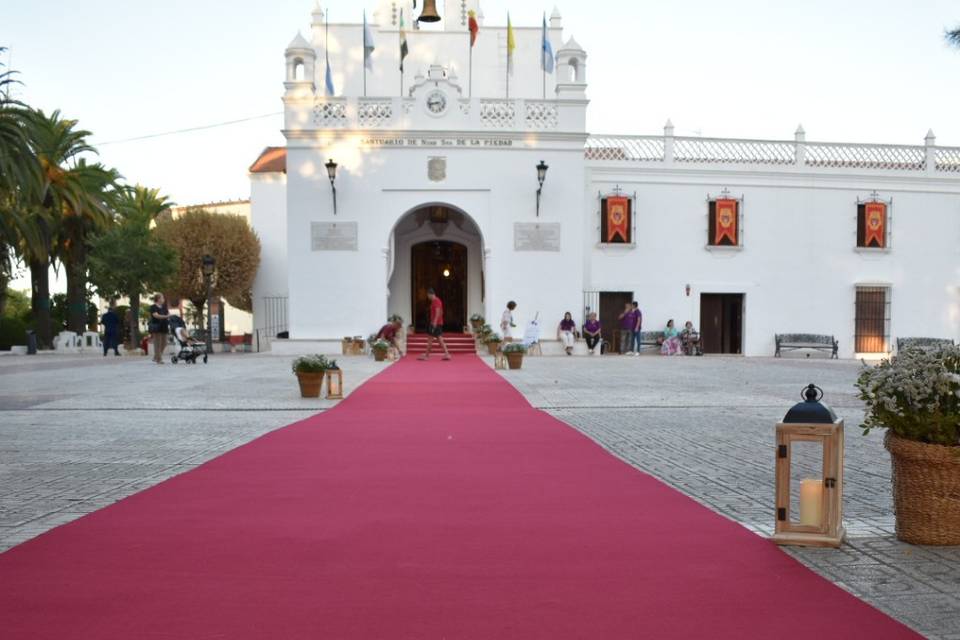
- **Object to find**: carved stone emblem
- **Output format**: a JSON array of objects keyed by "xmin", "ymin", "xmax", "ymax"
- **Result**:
[{"xmin": 428, "ymin": 156, "xmax": 447, "ymax": 183}]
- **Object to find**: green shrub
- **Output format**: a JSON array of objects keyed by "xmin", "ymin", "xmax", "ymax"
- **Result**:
[{"xmin": 0, "ymin": 316, "xmax": 28, "ymax": 351}]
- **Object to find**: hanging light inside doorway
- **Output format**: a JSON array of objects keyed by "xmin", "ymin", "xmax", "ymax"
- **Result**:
[{"xmin": 442, "ymin": 268, "xmax": 451, "ymax": 278}]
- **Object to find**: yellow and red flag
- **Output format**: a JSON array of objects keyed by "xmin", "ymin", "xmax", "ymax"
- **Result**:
[
  {"xmin": 468, "ymin": 10, "xmax": 479, "ymax": 47},
  {"xmin": 864, "ymin": 202, "xmax": 886, "ymax": 248},
  {"xmin": 715, "ymin": 199, "xmax": 738, "ymax": 245},
  {"xmin": 606, "ymin": 197, "xmax": 630, "ymax": 243}
]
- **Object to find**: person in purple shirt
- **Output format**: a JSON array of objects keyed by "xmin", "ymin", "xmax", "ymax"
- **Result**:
[
  {"xmin": 630, "ymin": 301, "xmax": 643, "ymax": 355},
  {"xmin": 582, "ymin": 312, "xmax": 602, "ymax": 355},
  {"xmin": 557, "ymin": 312, "xmax": 578, "ymax": 356},
  {"xmin": 618, "ymin": 302, "xmax": 635, "ymax": 354}
]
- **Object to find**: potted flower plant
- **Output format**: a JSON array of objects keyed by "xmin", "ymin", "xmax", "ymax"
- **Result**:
[
  {"xmin": 370, "ymin": 339, "xmax": 391, "ymax": 362},
  {"xmin": 856, "ymin": 344, "xmax": 960, "ymax": 545},
  {"xmin": 484, "ymin": 332, "xmax": 502, "ymax": 356},
  {"xmin": 470, "ymin": 313, "xmax": 485, "ymax": 332},
  {"xmin": 502, "ymin": 342, "xmax": 527, "ymax": 370},
  {"xmin": 292, "ymin": 354, "xmax": 329, "ymax": 398}
]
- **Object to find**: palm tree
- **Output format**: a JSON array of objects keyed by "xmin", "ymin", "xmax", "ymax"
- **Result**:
[
  {"xmin": 111, "ymin": 185, "xmax": 175, "ymax": 346},
  {"xmin": 58, "ymin": 160, "xmax": 120, "ymax": 333},
  {"xmin": 24, "ymin": 109, "xmax": 98, "ymax": 344},
  {"xmin": 0, "ymin": 48, "xmax": 41, "ymax": 317}
]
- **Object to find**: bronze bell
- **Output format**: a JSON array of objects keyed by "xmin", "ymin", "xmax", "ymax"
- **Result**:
[{"xmin": 417, "ymin": 0, "xmax": 441, "ymax": 23}]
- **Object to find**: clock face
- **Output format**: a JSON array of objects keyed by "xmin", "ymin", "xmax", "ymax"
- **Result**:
[{"xmin": 425, "ymin": 90, "xmax": 448, "ymax": 116}]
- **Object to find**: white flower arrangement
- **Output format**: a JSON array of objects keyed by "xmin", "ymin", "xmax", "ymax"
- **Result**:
[{"xmin": 856, "ymin": 345, "xmax": 960, "ymax": 446}]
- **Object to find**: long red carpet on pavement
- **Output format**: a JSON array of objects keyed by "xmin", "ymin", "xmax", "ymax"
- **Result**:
[{"xmin": 0, "ymin": 356, "xmax": 919, "ymax": 638}]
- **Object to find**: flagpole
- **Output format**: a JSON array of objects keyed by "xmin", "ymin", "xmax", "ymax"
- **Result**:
[
  {"xmin": 363, "ymin": 12, "xmax": 367, "ymax": 98},
  {"xmin": 468, "ymin": 40, "xmax": 473, "ymax": 99}
]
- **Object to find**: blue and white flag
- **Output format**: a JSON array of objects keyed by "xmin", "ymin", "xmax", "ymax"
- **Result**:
[
  {"xmin": 363, "ymin": 10, "xmax": 376, "ymax": 71},
  {"xmin": 541, "ymin": 13, "xmax": 555, "ymax": 74},
  {"xmin": 325, "ymin": 49, "xmax": 335, "ymax": 96}
]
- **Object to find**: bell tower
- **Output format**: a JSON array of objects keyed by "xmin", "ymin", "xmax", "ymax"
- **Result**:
[{"xmin": 284, "ymin": 32, "xmax": 316, "ymax": 97}]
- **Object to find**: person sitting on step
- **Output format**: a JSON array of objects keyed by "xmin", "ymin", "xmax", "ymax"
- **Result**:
[
  {"xmin": 582, "ymin": 312, "xmax": 602, "ymax": 355},
  {"xmin": 557, "ymin": 312, "xmax": 578, "ymax": 356}
]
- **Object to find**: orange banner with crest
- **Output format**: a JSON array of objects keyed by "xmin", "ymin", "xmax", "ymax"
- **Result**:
[
  {"xmin": 606, "ymin": 197, "xmax": 630, "ymax": 243},
  {"xmin": 864, "ymin": 202, "xmax": 886, "ymax": 248},
  {"xmin": 715, "ymin": 199, "xmax": 738, "ymax": 245}
]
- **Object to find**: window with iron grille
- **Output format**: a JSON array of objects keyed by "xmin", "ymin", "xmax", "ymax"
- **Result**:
[{"xmin": 855, "ymin": 286, "xmax": 890, "ymax": 353}]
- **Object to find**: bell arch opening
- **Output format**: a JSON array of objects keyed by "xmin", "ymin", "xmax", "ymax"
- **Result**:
[{"xmin": 386, "ymin": 204, "xmax": 485, "ymax": 333}]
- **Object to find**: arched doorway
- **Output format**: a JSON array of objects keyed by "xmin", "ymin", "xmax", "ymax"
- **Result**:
[{"xmin": 387, "ymin": 205, "xmax": 484, "ymax": 333}]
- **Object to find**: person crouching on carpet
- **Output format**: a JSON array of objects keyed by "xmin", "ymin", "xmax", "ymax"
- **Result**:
[
  {"xmin": 376, "ymin": 317, "xmax": 404, "ymax": 360},
  {"xmin": 418, "ymin": 288, "xmax": 451, "ymax": 361}
]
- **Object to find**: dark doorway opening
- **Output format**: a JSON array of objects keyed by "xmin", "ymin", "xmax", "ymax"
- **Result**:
[
  {"xmin": 412, "ymin": 241, "xmax": 467, "ymax": 333},
  {"xmin": 599, "ymin": 291, "xmax": 634, "ymax": 353},
  {"xmin": 700, "ymin": 294, "xmax": 744, "ymax": 354}
]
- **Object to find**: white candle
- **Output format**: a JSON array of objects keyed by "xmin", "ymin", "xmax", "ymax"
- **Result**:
[{"xmin": 799, "ymin": 478, "xmax": 823, "ymax": 526}]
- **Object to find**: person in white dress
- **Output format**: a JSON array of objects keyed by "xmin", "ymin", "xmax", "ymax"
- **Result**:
[{"xmin": 500, "ymin": 301, "xmax": 517, "ymax": 341}]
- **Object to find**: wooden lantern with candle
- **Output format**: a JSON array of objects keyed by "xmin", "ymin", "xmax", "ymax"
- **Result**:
[{"xmin": 771, "ymin": 384, "xmax": 845, "ymax": 548}]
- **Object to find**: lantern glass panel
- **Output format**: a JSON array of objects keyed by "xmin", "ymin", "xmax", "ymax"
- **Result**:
[{"xmin": 789, "ymin": 439, "xmax": 825, "ymax": 529}]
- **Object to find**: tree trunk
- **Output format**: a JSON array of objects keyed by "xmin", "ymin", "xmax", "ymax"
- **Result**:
[
  {"xmin": 65, "ymin": 242, "xmax": 88, "ymax": 334},
  {"xmin": 128, "ymin": 292, "xmax": 141, "ymax": 350},
  {"xmin": 29, "ymin": 259, "xmax": 52, "ymax": 349}
]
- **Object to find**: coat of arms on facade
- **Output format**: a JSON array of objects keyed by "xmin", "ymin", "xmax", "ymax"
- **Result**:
[{"xmin": 428, "ymin": 156, "xmax": 447, "ymax": 182}]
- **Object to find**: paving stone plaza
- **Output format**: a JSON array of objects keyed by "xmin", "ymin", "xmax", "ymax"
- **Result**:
[{"xmin": 1, "ymin": 352, "xmax": 958, "ymax": 638}]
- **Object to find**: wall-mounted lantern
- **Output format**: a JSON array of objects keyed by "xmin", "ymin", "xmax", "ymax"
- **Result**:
[
  {"xmin": 536, "ymin": 160, "xmax": 549, "ymax": 217},
  {"xmin": 325, "ymin": 159, "xmax": 338, "ymax": 215}
]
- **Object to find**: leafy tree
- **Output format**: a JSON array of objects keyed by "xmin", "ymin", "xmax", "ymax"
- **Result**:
[
  {"xmin": 155, "ymin": 210, "xmax": 260, "ymax": 327},
  {"xmin": 88, "ymin": 186, "xmax": 177, "ymax": 348}
]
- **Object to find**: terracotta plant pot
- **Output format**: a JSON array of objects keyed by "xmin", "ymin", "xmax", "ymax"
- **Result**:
[
  {"xmin": 296, "ymin": 371, "xmax": 324, "ymax": 398},
  {"xmin": 506, "ymin": 352, "xmax": 523, "ymax": 369},
  {"xmin": 486, "ymin": 342, "xmax": 500, "ymax": 356},
  {"xmin": 373, "ymin": 349, "xmax": 388, "ymax": 362},
  {"xmin": 885, "ymin": 432, "xmax": 960, "ymax": 545}
]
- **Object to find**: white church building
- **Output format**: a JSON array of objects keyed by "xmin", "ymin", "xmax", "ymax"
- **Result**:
[{"xmin": 250, "ymin": 1, "xmax": 960, "ymax": 358}]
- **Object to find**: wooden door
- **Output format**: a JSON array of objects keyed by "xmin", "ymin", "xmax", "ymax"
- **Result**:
[
  {"xmin": 599, "ymin": 292, "xmax": 634, "ymax": 352},
  {"xmin": 411, "ymin": 241, "xmax": 467, "ymax": 333},
  {"xmin": 700, "ymin": 294, "xmax": 743, "ymax": 354}
]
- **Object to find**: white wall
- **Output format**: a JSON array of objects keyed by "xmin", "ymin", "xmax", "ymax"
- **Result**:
[
  {"xmin": 284, "ymin": 142, "xmax": 586, "ymax": 339},
  {"xmin": 250, "ymin": 172, "xmax": 288, "ymax": 336},
  {"xmin": 585, "ymin": 167, "xmax": 960, "ymax": 357}
]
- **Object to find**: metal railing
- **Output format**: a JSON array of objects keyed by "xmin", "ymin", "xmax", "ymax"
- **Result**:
[{"xmin": 255, "ymin": 296, "xmax": 289, "ymax": 353}]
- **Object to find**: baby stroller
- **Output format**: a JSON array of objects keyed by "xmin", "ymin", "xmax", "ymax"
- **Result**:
[{"xmin": 169, "ymin": 315, "xmax": 209, "ymax": 364}]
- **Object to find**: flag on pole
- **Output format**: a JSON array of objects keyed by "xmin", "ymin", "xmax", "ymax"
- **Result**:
[
  {"xmin": 399, "ymin": 9, "xmax": 409, "ymax": 72},
  {"xmin": 506, "ymin": 13, "xmax": 516, "ymax": 75},
  {"xmin": 541, "ymin": 13, "xmax": 554, "ymax": 73},
  {"xmin": 324, "ymin": 12, "xmax": 335, "ymax": 96},
  {"xmin": 468, "ymin": 10, "xmax": 479, "ymax": 47},
  {"xmin": 363, "ymin": 10, "xmax": 376, "ymax": 71}
]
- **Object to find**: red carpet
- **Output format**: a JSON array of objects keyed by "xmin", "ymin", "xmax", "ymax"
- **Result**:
[{"xmin": 0, "ymin": 356, "xmax": 919, "ymax": 639}]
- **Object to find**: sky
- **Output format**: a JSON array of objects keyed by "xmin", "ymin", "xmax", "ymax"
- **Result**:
[{"xmin": 3, "ymin": 1, "xmax": 959, "ymax": 235}]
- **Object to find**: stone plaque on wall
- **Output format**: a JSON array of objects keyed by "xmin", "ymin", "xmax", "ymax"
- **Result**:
[
  {"xmin": 514, "ymin": 223, "xmax": 561, "ymax": 252},
  {"xmin": 311, "ymin": 222, "xmax": 358, "ymax": 251}
]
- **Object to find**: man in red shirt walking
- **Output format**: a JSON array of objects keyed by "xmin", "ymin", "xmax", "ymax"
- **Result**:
[{"xmin": 418, "ymin": 288, "xmax": 452, "ymax": 361}]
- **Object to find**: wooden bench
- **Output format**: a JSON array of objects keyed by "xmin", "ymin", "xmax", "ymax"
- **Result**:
[
  {"xmin": 775, "ymin": 333, "xmax": 839, "ymax": 359},
  {"xmin": 639, "ymin": 331, "xmax": 665, "ymax": 352},
  {"xmin": 896, "ymin": 337, "xmax": 955, "ymax": 353}
]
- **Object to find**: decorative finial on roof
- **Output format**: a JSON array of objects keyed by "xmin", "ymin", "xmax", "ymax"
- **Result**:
[{"xmin": 287, "ymin": 31, "xmax": 312, "ymax": 51}]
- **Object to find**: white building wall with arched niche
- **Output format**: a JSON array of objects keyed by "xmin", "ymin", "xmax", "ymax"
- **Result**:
[{"xmin": 250, "ymin": 2, "xmax": 960, "ymax": 358}]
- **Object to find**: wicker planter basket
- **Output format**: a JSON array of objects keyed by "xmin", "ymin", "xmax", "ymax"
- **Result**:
[
  {"xmin": 885, "ymin": 432, "xmax": 960, "ymax": 545},
  {"xmin": 296, "ymin": 371, "xmax": 324, "ymax": 398}
]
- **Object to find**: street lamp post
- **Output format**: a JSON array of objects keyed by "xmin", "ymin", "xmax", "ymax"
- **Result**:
[
  {"xmin": 202, "ymin": 254, "xmax": 215, "ymax": 355},
  {"xmin": 325, "ymin": 159, "xmax": 338, "ymax": 215}
]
